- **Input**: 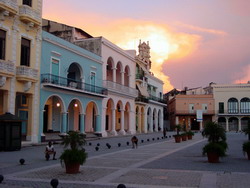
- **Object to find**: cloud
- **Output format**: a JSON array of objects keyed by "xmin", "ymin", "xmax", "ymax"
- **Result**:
[{"xmin": 234, "ymin": 65, "xmax": 250, "ymax": 84}]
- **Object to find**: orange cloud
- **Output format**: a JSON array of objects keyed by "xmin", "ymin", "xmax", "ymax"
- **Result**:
[{"xmin": 234, "ymin": 65, "xmax": 250, "ymax": 84}]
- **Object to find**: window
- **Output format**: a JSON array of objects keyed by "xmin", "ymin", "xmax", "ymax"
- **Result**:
[
  {"xmin": 23, "ymin": 0, "xmax": 32, "ymax": 6},
  {"xmin": 189, "ymin": 104, "xmax": 194, "ymax": 113},
  {"xmin": 219, "ymin": 102, "xmax": 224, "ymax": 113},
  {"xmin": 21, "ymin": 38, "xmax": 30, "ymax": 66},
  {"xmin": 202, "ymin": 104, "xmax": 208, "ymax": 113},
  {"xmin": 0, "ymin": 30, "xmax": 6, "ymax": 60},
  {"xmin": 240, "ymin": 98, "xmax": 250, "ymax": 113},
  {"xmin": 228, "ymin": 98, "xmax": 238, "ymax": 114}
]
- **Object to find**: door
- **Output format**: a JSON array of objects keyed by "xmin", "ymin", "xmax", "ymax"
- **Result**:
[
  {"xmin": 90, "ymin": 72, "xmax": 96, "ymax": 92},
  {"xmin": 19, "ymin": 110, "xmax": 28, "ymax": 140},
  {"xmin": 51, "ymin": 58, "xmax": 59, "ymax": 83}
]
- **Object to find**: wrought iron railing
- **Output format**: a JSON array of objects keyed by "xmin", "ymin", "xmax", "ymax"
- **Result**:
[
  {"xmin": 103, "ymin": 80, "xmax": 138, "ymax": 97},
  {"xmin": 148, "ymin": 95, "xmax": 167, "ymax": 104},
  {"xmin": 136, "ymin": 73, "xmax": 144, "ymax": 80},
  {"xmin": 0, "ymin": 59, "xmax": 15, "ymax": 74},
  {"xmin": 41, "ymin": 74, "xmax": 107, "ymax": 95},
  {"xmin": 135, "ymin": 96, "xmax": 149, "ymax": 103}
]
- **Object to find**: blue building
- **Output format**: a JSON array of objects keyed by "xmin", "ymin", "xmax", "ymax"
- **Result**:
[{"xmin": 39, "ymin": 31, "xmax": 106, "ymax": 141}]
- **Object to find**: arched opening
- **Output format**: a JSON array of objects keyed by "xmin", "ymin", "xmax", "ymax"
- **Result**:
[
  {"xmin": 67, "ymin": 63, "xmax": 82, "ymax": 88},
  {"xmin": 124, "ymin": 102, "xmax": 130, "ymax": 132},
  {"xmin": 240, "ymin": 97, "xmax": 250, "ymax": 113},
  {"xmin": 241, "ymin": 117, "xmax": 250, "ymax": 130},
  {"xmin": 218, "ymin": 117, "xmax": 226, "ymax": 130},
  {"xmin": 43, "ymin": 96, "xmax": 64, "ymax": 133},
  {"xmin": 107, "ymin": 57, "xmax": 114, "ymax": 81},
  {"xmin": 153, "ymin": 109, "xmax": 157, "ymax": 131},
  {"xmin": 228, "ymin": 98, "xmax": 238, "ymax": 114},
  {"xmin": 158, "ymin": 110, "xmax": 162, "ymax": 131},
  {"xmin": 141, "ymin": 107, "xmax": 145, "ymax": 132},
  {"xmin": 85, "ymin": 101, "xmax": 98, "ymax": 133},
  {"xmin": 105, "ymin": 99, "xmax": 114, "ymax": 131},
  {"xmin": 228, "ymin": 117, "xmax": 238, "ymax": 131},
  {"xmin": 136, "ymin": 106, "xmax": 140, "ymax": 132},
  {"xmin": 115, "ymin": 101, "xmax": 123, "ymax": 131},
  {"xmin": 116, "ymin": 62, "xmax": 122, "ymax": 84},
  {"xmin": 68, "ymin": 99, "xmax": 81, "ymax": 131},
  {"xmin": 147, "ymin": 107, "xmax": 152, "ymax": 131},
  {"xmin": 124, "ymin": 65, "xmax": 130, "ymax": 87}
]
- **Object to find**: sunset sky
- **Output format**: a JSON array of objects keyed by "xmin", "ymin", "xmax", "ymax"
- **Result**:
[{"xmin": 42, "ymin": 0, "xmax": 250, "ymax": 92}]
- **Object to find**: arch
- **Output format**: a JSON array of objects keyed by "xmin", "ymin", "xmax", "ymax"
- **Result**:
[
  {"xmin": 124, "ymin": 102, "xmax": 131, "ymax": 131},
  {"xmin": 228, "ymin": 117, "xmax": 238, "ymax": 131},
  {"xmin": 228, "ymin": 98, "xmax": 238, "ymax": 114},
  {"xmin": 141, "ymin": 107, "xmax": 145, "ymax": 132},
  {"xmin": 136, "ymin": 106, "xmax": 140, "ymax": 132},
  {"xmin": 241, "ymin": 117, "xmax": 250, "ymax": 130},
  {"xmin": 153, "ymin": 108, "xmax": 157, "ymax": 131},
  {"xmin": 107, "ymin": 57, "xmax": 114, "ymax": 81},
  {"xmin": 116, "ymin": 61, "xmax": 123, "ymax": 84},
  {"xmin": 67, "ymin": 63, "xmax": 83, "ymax": 88},
  {"xmin": 105, "ymin": 98, "xmax": 115, "ymax": 131},
  {"xmin": 240, "ymin": 97, "xmax": 250, "ymax": 113},
  {"xmin": 43, "ymin": 95, "xmax": 65, "ymax": 133},
  {"xmin": 115, "ymin": 100, "xmax": 123, "ymax": 131},
  {"xmin": 85, "ymin": 101, "xmax": 99, "ymax": 133},
  {"xmin": 147, "ymin": 107, "xmax": 152, "ymax": 131},
  {"xmin": 67, "ymin": 99, "xmax": 82, "ymax": 131},
  {"xmin": 124, "ymin": 65, "xmax": 130, "ymax": 87},
  {"xmin": 218, "ymin": 117, "xmax": 226, "ymax": 130},
  {"xmin": 158, "ymin": 109, "xmax": 162, "ymax": 131}
]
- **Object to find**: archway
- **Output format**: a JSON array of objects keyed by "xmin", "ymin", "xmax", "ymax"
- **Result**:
[
  {"xmin": 116, "ymin": 101, "xmax": 123, "ymax": 131},
  {"xmin": 105, "ymin": 98, "xmax": 114, "ymax": 131},
  {"xmin": 141, "ymin": 107, "xmax": 145, "ymax": 132},
  {"xmin": 68, "ymin": 99, "xmax": 82, "ymax": 131},
  {"xmin": 228, "ymin": 117, "xmax": 238, "ymax": 131},
  {"xmin": 107, "ymin": 57, "xmax": 114, "ymax": 81},
  {"xmin": 153, "ymin": 109, "xmax": 157, "ymax": 131},
  {"xmin": 116, "ymin": 62, "xmax": 122, "ymax": 84},
  {"xmin": 85, "ymin": 101, "xmax": 98, "ymax": 133},
  {"xmin": 158, "ymin": 109, "xmax": 162, "ymax": 131},
  {"xmin": 124, "ymin": 102, "xmax": 130, "ymax": 132},
  {"xmin": 218, "ymin": 117, "xmax": 226, "ymax": 130},
  {"xmin": 147, "ymin": 107, "xmax": 152, "ymax": 131},
  {"xmin": 124, "ymin": 65, "xmax": 130, "ymax": 87},
  {"xmin": 67, "ymin": 63, "xmax": 83, "ymax": 88},
  {"xmin": 136, "ymin": 106, "xmax": 140, "ymax": 132},
  {"xmin": 241, "ymin": 117, "xmax": 250, "ymax": 130}
]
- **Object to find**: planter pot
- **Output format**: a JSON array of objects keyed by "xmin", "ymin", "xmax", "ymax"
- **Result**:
[
  {"xmin": 207, "ymin": 152, "xmax": 220, "ymax": 163},
  {"xmin": 187, "ymin": 135, "xmax": 192, "ymax": 140},
  {"xmin": 174, "ymin": 136, "xmax": 181, "ymax": 143},
  {"xmin": 182, "ymin": 135, "xmax": 187, "ymax": 141},
  {"xmin": 65, "ymin": 162, "xmax": 80, "ymax": 174}
]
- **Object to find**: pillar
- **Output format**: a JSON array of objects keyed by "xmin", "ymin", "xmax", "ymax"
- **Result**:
[
  {"xmin": 112, "ymin": 68, "xmax": 117, "ymax": 83},
  {"xmin": 111, "ymin": 108, "xmax": 117, "ymax": 135},
  {"xmin": 119, "ymin": 109, "xmax": 125, "ymax": 135},
  {"xmin": 226, "ymin": 117, "xmax": 229, "ymax": 131},
  {"xmin": 79, "ymin": 113, "xmax": 85, "ymax": 133},
  {"xmin": 95, "ymin": 115, "xmax": 101, "ymax": 133},
  {"xmin": 176, "ymin": 116, "xmax": 179, "ymax": 125},
  {"xmin": 138, "ymin": 112, "xmax": 141, "ymax": 133},
  {"xmin": 238, "ymin": 117, "xmax": 242, "ymax": 131},
  {"xmin": 143, "ymin": 112, "xmax": 148, "ymax": 133},
  {"xmin": 121, "ymin": 71, "xmax": 124, "ymax": 85},
  {"xmin": 150, "ymin": 115, "xmax": 153, "ymax": 132},
  {"xmin": 62, "ymin": 112, "xmax": 67, "ymax": 133}
]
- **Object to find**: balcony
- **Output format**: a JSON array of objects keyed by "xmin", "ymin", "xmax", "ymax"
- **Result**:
[
  {"xmin": 0, "ymin": 0, "xmax": 18, "ymax": 16},
  {"xmin": 136, "ymin": 73, "xmax": 144, "ymax": 81},
  {"xmin": 19, "ymin": 5, "xmax": 41, "ymax": 26},
  {"xmin": 41, "ymin": 74, "xmax": 107, "ymax": 97},
  {"xmin": 218, "ymin": 109, "xmax": 250, "ymax": 115},
  {"xmin": 103, "ymin": 80, "xmax": 138, "ymax": 98},
  {"xmin": 175, "ymin": 110, "xmax": 215, "ymax": 115},
  {"xmin": 0, "ymin": 59, "xmax": 15, "ymax": 77},
  {"xmin": 16, "ymin": 66, "xmax": 38, "ymax": 82},
  {"xmin": 148, "ymin": 95, "xmax": 167, "ymax": 104},
  {"xmin": 135, "ymin": 96, "xmax": 149, "ymax": 103}
]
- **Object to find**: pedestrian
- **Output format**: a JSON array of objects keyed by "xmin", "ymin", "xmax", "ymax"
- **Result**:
[
  {"xmin": 45, "ymin": 141, "xmax": 57, "ymax": 160},
  {"xmin": 131, "ymin": 136, "xmax": 138, "ymax": 149},
  {"xmin": 163, "ymin": 127, "xmax": 167, "ymax": 138}
]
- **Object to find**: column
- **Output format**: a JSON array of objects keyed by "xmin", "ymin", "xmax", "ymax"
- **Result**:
[
  {"xmin": 138, "ymin": 112, "xmax": 141, "ymax": 133},
  {"xmin": 61, "ymin": 112, "xmax": 68, "ymax": 133},
  {"xmin": 238, "ymin": 117, "xmax": 242, "ymax": 131},
  {"xmin": 188, "ymin": 117, "xmax": 191, "ymax": 130},
  {"xmin": 79, "ymin": 113, "xmax": 85, "ymax": 133},
  {"xmin": 150, "ymin": 115, "xmax": 153, "ymax": 132},
  {"xmin": 102, "ymin": 107, "xmax": 108, "ymax": 137},
  {"xmin": 111, "ymin": 108, "xmax": 117, "ymax": 135},
  {"xmin": 143, "ymin": 112, "xmax": 147, "ymax": 133},
  {"xmin": 176, "ymin": 116, "xmax": 179, "ymax": 125},
  {"xmin": 47, "ymin": 104, "xmax": 53, "ymax": 131},
  {"xmin": 121, "ymin": 71, "xmax": 124, "ymax": 85},
  {"xmin": 119, "ymin": 109, "xmax": 125, "ymax": 135},
  {"xmin": 160, "ymin": 112, "xmax": 163, "ymax": 131},
  {"xmin": 95, "ymin": 115, "xmax": 101, "ymax": 133},
  {"xmin": 226, "ymin": 117, "xmax": 229, "ymax": 131},
  {"xmin": 128, "ymin": 109, "xmax": 135, "ymax": 134},
  {"xmin": 112, "ymin": 68, "xmax": 117, "ymax": 83},
  {"xmin": 155, "ymin": 116, "xmax": 158, "ymax": 132}
]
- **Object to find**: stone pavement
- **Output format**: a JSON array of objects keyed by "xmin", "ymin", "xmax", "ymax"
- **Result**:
[{"xmin": 0, "ymin": 132, "xmax": 249, "ymax": 188}]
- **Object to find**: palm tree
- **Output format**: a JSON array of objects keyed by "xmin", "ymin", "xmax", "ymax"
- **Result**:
[{"xmin": 61, "ymin": 131, "xmax": 86, "ymax": 150}]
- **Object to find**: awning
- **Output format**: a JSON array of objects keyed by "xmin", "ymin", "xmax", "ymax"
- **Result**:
[{"xmin": 136, "ymin": 83, "xmax": 149, "ymax": 97}]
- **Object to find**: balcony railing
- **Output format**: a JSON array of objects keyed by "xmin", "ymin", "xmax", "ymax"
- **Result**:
[
  {"xmin": 218, "ymin": 109, "xmax": 250, "ymax": 115},
  {"xmin": 175, "ymin": 110, "xmax": 215, "ymax": 115},
  {"xmin": 0, "ymin": 59, "xmax": 15, "ymax": 76},
  {"xmin": 16, "ymin": 66, "xmax": 38, "ymax": 81},
  {"xmin": 19, "ymin": 5, "xmax": 41, "ymax": 25},
  {"xmin": 0, "ymin": 0, "xmax": 18, "ymax": 15},
  {"xmin": 103, "ymin": 80, "xmax": 138, "ymax": 97},
  {"xmin": 148, "ymin": 95, "xmax": 167, "ymax": 104},
  {"xmin": 136, "ymin": 73, "xmax": 144, "ymax": 80},
  {"xmin": 135, "ymin": 96, "xmax": 149, "ymax": 103},
  {"xmin": 41, "ymin": 74, "xmax": 107, "ymax": 96}
]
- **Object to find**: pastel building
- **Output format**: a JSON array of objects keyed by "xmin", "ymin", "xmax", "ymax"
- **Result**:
[
  {"xmin": 135, "ymin": 41, "xmax": 166, "ymax": 133},
  {"xmin": 0, "ymin": 0, "xmax": 42, "ymax": 142},
  {"xmin": 39, "ymin": 31, "xmax": 107, "ymax": 140},
  {"xmin": 213, "ymin": 83, "xmax": 250, "ymax": 131}
]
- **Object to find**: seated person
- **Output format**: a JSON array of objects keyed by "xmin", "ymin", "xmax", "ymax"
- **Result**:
[
  {"xmin": 131, "ymin": 136, "xmax": 138, "ymax": 149},
  {"xmin": 45, "ymin": 141, "xmax": 56, "ymax": 160}
]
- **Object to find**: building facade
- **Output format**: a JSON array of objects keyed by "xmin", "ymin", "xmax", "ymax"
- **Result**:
[
  {"xmin": 0, "ymin": 0, "xmax": 42, "ymax": 142},
  {"xmin": 135, "ymin": 41, "xmax": 165, "ymax": 133},
  {"xmin": 213, "ymin": 83, "xmax": 250, "ymax": 131},
  {"xmin": 40, "ymin": 31, "xmax": 106, "ymax": 141},
  {"xmin": 166, "ymin": 86, "xmax": 215, "ymax": 131}
]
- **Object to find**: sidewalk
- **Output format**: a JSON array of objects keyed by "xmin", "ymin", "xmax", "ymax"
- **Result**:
[{"xmin": 1, "ymin": 132, "xmax": 249, "ymax": 188}]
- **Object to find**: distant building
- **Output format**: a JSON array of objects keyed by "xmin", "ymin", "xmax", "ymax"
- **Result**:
[
  {"xmin": 213, "ymin": 82, "xmax": 250, "ymax": 131},
  {"xmin": 0, "ymin": 0, "xmax": 42, "ymax": 143},
  {"xmin": 165, "ymin": 85, "xmax": 215, "ymax": 131}
]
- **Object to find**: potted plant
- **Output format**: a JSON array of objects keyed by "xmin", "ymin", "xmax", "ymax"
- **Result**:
[
  {"xmin": 186, "ymin": 130, "xmax": 194, "ymax": 140},
  {"xmin": 173, "ymin": 125, "xmax": 182, "ymax": 143},
  {"xmin": 181, "ymin": 132, "xmax": 187, "ymax": 141},
  {"xmin": 60, "ymin": 131, "xmax": 88, "ymax": 174},
  {"xmin": 242, "ymin": 121, "xmax": 250, "ymax": 160},
  {"xmin": 202, "ymin": 121, "xmax": 227, "ymax": 163}
]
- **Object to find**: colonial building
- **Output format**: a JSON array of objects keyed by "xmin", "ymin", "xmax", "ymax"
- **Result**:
[
  {"xmin": 39, "ymin": 31, "xmax": 107, "ymax": 141},
  {"xmin": 135, "ymin": 41, "xmax": 166, "ymax": 133},
  {"xmin": 213, "ymin": 82, "xmax": 250, "ymax": 131},
  {"xmin": 0, "ymin": 0, "xmax": 42, "ymax": 142},
  {"xmin": 166, "ymin": 85, "xmax": 215, "ymax": 131}
]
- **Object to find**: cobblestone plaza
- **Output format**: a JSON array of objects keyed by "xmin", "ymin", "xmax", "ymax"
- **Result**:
[{"xmin": 0, "ymin": 132, "xmax": 249, "ymax": 188}]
